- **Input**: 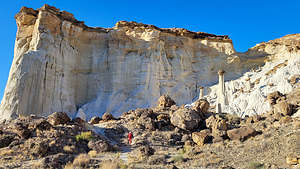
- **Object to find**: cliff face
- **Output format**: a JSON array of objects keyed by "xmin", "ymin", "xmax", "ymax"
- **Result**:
[{"xmin": 0, "ymin": 5, "xmax": 265, "ymax": 120}]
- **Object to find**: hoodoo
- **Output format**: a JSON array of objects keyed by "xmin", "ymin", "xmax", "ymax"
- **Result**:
[{"xmin": 0, "ymin": 5, "xmax": 267, "ymax": 120}]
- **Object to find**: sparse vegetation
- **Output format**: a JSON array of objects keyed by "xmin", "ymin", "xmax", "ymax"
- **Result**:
[
  {"xmin": 75, "ymin": 131, "xmax": 94, "ymax": 142},
  {"xmin": 64, "ymin": 154, "xmax": 90, "ymax": 169},
  {"xmin": 100, "ymin": 159, "xmax": 128, "ymax": 169},
  {"xmin": 248, "ymin": 162, "xmax": 264, "ymax": 169}
]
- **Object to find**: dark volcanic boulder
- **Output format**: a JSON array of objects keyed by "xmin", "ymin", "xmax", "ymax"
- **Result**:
[{"xmin": 170, "ymin": 108, "xmax": 202, "ymax": 131}]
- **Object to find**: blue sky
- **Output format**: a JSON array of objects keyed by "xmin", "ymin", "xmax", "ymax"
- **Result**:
[{"xmin": 0, "ymin": 0, "xmax": 299, "ymax": 99}]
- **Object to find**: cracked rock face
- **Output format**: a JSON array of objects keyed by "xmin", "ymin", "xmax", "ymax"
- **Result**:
[{"xmin": 0, "ymin": 5, "xmax": 266, "ymax": 121}]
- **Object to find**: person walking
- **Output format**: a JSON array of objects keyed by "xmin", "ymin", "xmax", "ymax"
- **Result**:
[{"xmin": 128, "ymin": 132, "xmax": 133, "ymax": 145}]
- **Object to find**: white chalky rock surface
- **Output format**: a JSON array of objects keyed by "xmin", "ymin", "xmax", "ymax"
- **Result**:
[
  {"xmin": 1, "ymin": 5, "xmax": 299, "ymax": 121},
  {"xmin": 206, "ymin": 35, "xmax": 300, "ymax": 117}
]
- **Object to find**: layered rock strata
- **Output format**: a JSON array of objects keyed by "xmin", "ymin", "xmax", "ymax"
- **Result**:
[{"xmin": 0, "ymin": 5, "xmax": 266, "ymax": 120}]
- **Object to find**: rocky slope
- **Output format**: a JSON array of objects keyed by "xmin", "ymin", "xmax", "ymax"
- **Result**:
[
  {"xmin": 0, "ymin": 5, "xmax": 266, "ymax": 121},
  {"xmin": 0, "ymin": 93, "xmax": 299, "ymax": 169}
]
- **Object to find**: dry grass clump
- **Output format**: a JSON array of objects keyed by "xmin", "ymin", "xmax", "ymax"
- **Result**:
[
  {"xmin": 100, "ymin": 159, "xmax": 128, "ymax": 169},
  {"xmin": 64, "ymin": 154, "xmax": 90, "ymax": 169}
]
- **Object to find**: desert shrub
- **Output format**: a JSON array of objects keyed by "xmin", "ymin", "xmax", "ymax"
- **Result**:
[
  {"xmin": 64, "ymin": 154, "xmax": 90, "ymax": 169},
  {"xmin": 171, "ymin": 147, "xmax": 187, "ymax": 163},
  {"xmin": 75, "ymin": 131, "xmax": 93, "ymax": 142},
  {"xmin": 100, "ymin": 159, "xmax": 128, "ymax": 169},
  {"xmin": 248, "ymin": 162, "xmax": 264, "ymax": 169},
  {"xmin": 171, "ymin": 154, "xmax": 184, "ymax": 163}
]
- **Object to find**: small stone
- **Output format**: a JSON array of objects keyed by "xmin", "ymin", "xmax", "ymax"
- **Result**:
[
  {"xmin": 273, "ymin": 101, "xmax": 293, "ymax": 116},
  {"xmin": 279, "ymin": 116, "xmax": 292, "ymax": 124},
  {"xmin": 272, "ymin": 112, "xmax": 283, "ymax": 121},
  {"xmin": 246, "ymin": 115, "xmax": 262, "ymax": 124},
  {"xmin": 286, "ymin": 156, "xmax": 298, "ymax": 165},
  {"xmin": 192, "ymin": 130, "xmax": 211, "ymax": 146},
  {"xmin": 293, "ymin": 121, "xmax": 300, "ymax": 129}
]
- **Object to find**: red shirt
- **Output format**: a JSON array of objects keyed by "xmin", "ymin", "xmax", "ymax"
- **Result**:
[{"xmin": 128, "ymin": 132, "xmax": 133, "ymax": 139}]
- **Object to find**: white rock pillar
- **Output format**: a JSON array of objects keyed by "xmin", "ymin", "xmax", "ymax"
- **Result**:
[
  {"xmin": 199, "ymin": 86, "xmax": 204, "ymax": 99},
  {"xmin": 217, "ymin": 70, "xmax": 226, "ymax": 113},
  {"xmin": 245, "ymin": 77, "xmax": 251, "ymax": 92}
]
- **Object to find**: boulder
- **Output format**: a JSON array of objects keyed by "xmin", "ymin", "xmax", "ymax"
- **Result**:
[
  {"xmin": 206, "ymin": 115, "xmax": 228, "ymax": 131},
  {"xmin": 227, "ymin": 126, "xmax": 258, "ymax": 141},
  {"xmin": 286, "ymin": 156, "xmax": 298, "ymax": 165},
  {"xmin": 148, "ymin": 155, "xmax": 167, "ymax": 165},
  {"xmin": 157, "ymin": 95, "xmax": 176, "ymax": 109},
  {"xmin": 0, "ymin": 134, "xmax": 15, "ymax": 148},
  {"xmin": 14, "ymin": 122, "xmax": 31, "ymax": 139},
  {"xmin": 292, "ymin": 109, "xmax": 300, "ymax": 118},
  {"xmin": 47, "ymin": 112, "xmax": 71, "ymax": 125},
  {"xmin": 89, "ymin": 116, "xmax": 101, "ymax": 124},
  {"xmin": 138, "ymin": 117, "xmax": 155, "ymax": 131},
  {"xmin": 192, "ymin": 99, "xmax": 210, "ymax": 114},
  {"xmin": 273, "ymin": 101, "xmax": 293, "ymax": 116},
  {"xmin": 88, "ymin": 139, "xmax": 112, "ymax": 153},
  {"xmin": 170, "ymin": 108, "xmax": 202, "ymax": 131},
  {"xmin": 102, "ymin": 112, "xmax": 114, "ymax": 121},
  {"xmin": 73, "ymin": 117, "xmax": 86, "ymax": 126},
  {"xmin": 267, "ymin": 91, "xmax": 285, "ymax": 105},
  {"xmin": 32, "ymin": 141, "xmax": 49, "ymax": 157},
  {"xmin": 34, "ymin": 119, "xmax": 52, "ymax": 131},
  {"xmin": 246, "ymin": 115, "xmax": 262, "ymax": 124},
  {"xmin": 192, "ymin": 130, "xmax": 211, "ymax": 146},
  {"xmin": 138, "ymin": 145, "xmax": 155, "ymax": 157}
]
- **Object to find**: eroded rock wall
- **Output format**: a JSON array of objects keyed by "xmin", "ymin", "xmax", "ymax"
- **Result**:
[{"xmin": 0, "ymin": 5, "xmax": 265, "ymax": 120}]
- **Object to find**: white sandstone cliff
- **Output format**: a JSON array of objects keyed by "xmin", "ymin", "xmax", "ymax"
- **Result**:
[{"xmin": 0, "ymin": 5, "xmax": 266, "ymax": 121}]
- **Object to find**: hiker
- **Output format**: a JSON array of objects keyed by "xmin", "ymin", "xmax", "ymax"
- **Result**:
[{"xmin": 128, "ymin": 132, "xmax": 133, "ymax": 145}]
